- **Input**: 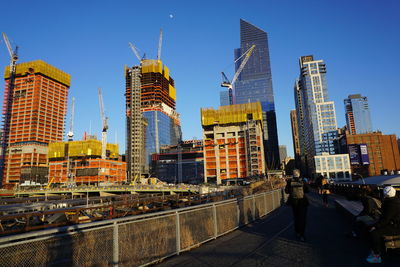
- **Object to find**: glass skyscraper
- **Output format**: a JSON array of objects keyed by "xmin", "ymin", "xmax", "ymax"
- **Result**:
[
  {"xmin": 234, "ymin": 19, "xmax": 280, "ymax": 169},
  {"xmin": 344, "ymin": 94, "xmax": 372, "ymax": 134}
]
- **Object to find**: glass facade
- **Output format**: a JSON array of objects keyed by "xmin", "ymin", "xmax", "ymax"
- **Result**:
[
  {"xmin": 220, "ymin": 91, "xmax": 230, "ymax": 106},
  {"xmin": 234, "ymin": 19, "xmax": 280, "ymax": 169},
  {"xmin": 143, "ymin": 110, "xmax": 181, "ymax": 165},
  {"xmin": 344, "ymin": 94, "xmax": 372, "ymax": 134}
]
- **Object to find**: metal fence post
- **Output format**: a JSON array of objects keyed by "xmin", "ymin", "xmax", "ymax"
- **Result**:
[
  {"xmin": 113, "ymin": 221, "xmax": 119, "ymax": 266},
  {"xmin": 213, "ymin": 204, "xmax": 218, "ymax": 238},
  {"xmin": 176, "ymin": 211, "xmax": 181, "ymax": 255},
  {"xmin": 272, "ymin": 191, "xmax": 275, "ymax": 210},
  {"xmin": 263, "ymin": 192, "xmax": 267, "ymax": 215},
  {"xmin": 252, "ymin": 195, "xmax": 256, "ymax": 221}
]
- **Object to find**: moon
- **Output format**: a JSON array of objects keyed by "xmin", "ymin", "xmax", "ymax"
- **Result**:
[{"xmin": 169, "ymin": 14, "xmax": 173, "ymax": 19}]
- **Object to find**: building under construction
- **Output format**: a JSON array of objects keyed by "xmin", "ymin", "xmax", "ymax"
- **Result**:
[
  {"xmin": 1, "ymin": 60, "xmax": 70, "ymax": 186},
  {"xmin": 125, "ymin": 59, "xmax": 181, "ymax": 181},
  {"xmin": 47, "ymin": 139, "xmax": 126, "ymax": 184},
  {"xmin": 201, "ymin": 102, "xmax": 266, "ymax": 184}
]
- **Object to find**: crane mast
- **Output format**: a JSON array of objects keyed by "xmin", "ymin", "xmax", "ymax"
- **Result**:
[
  {"xmin": 221, "ymin": 45, "xmax": 256, "ymax": 105},
  {"xmin": 67, "ymin": 97, "xmax": 75, "ymax": 141},
  {"xmin": 98, "ymin": 88, "xmax": 108, "ymax": 160},
  {"xmin": 157, "ymin": 29, "xmax": 163, "ymax": 61},
  {"xmin": 1, "ymin": 33, "xmax": 18, "ymax": 183}
]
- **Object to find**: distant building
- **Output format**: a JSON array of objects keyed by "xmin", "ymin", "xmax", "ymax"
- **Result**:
[
  {"xmin": 294, "ymin": 55, "xmax": 338, "ymax": 177},
  {"xmin": 152, "ymin": 140, "xmax": 204, "ymax": 184},
  {"xmin": 1, "ymin": 60, "xmax": 70, "ymax": 185},
  {"xmin": 279, "ymin": 145, "xmax": 287, "ymax": 163},
  {"xmin": 290, "ymin": 110, "xmax": 301, "ymax": 169},
  {"xmin": 47, "ymin": 139, "xmax": 126, "ymax": 184},
  {"xmin": 344, "ymin": 94, "xmax": 373, "ymax": 134},
  {"xmin": 314, "ymin": 153, "xmax": 351, "ymax": 181},
  {"xmin": 234, "ymin": 19, "xmax": 280, "ymax": 169},
  {"xmin": 125, "ymin": 59, "xmax": 181, "ymax": 181},
  {"xmin": 339, "ymin": 132, "xmax": 400, "ymax": 177},
  {"xmin": 201, "ymin": 102, "xmax": 265, "ymax": 184}
]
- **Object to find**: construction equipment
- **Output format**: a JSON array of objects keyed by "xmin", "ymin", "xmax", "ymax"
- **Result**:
[
  {"xmin": 67, "ymin": 97, "xmax": 75, "ymax": 141},
  {"xmin": 45, "ymin": 178, "xmax": 55, "ymax": 189},
  {"xmin": 128, "ymin": 42, "xmax": 142, "ymax": 62},
  {"xmin": 157, "ymin": 29, "xmax": 163, "ymax": 60},
  {"xmin": 1, "ymin": 33, "xmax": 19, "ymax": 182},
  {"xmin": 221, "ymin": 45, "xmax": 256, "ymax": 105},
  {"xmin": 98, "ymin": 88, "xmax": 108, "ymax": 159}
]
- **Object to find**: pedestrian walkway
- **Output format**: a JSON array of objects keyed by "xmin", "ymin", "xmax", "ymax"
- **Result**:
[{"xmin": 158, "ymin": 193, "xmax": 400, "ymax": 266}]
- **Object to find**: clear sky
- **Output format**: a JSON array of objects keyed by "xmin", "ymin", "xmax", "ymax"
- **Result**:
[{"xmin": 1, "ymin": 0, "xmax": 399, "ymax": 157}]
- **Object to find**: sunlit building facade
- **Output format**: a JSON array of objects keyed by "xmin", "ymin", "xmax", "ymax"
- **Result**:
[{"xmin": 344, "ymin": 94, "xmax": 372, "ymax": 135}]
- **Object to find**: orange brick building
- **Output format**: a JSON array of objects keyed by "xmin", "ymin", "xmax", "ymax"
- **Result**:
[
  {"xmin": 1, "ymin": 60, "xmax": 70, "ymax": 185},
  {"xmin": 201, "ymin": 103, "xmax": 265, "ymax": 184},
  {"xmin": 346, "ymin": 132, "xmax": 400, "ymax": 176}
]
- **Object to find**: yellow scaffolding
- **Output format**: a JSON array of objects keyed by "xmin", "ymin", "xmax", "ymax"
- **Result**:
[
  {"xmin": 48, "ymin": 140, "xmax": 119, "ymax": 159},
  {"xmin": 201, "ymin": 102, "xmax": 263, "ymax": 126},
  {"xmin": 4, "ymin": 60, "xmax": 71, "ymax": 86}
]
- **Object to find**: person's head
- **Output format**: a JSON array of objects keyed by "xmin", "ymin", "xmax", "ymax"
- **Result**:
[
  {"xmin": 383, "ymin": 186, "xmax": 396, "ymax": 198},
  {"xmin": 293, "ymin": 169, "xmax": 300, "ymax": 180}
]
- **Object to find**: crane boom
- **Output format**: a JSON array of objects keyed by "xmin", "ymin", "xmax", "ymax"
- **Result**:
[
  {"xmin": 231, "ymin": 45, "xmax": 255, "ymax": 85},
  {"xmin": 157, "ymin": 29, "xmax": 163, "ymax": 60},
  {"xmin": 2, "ymin": 33, "xmax": 13, "ymax": 58},
  {"xmin": 128, "ymin": 42, "xmax": 142, "ymax": 62},
  {"xmin": 67, "ymin": 97, "xmax": 75, "ymax": 141}
]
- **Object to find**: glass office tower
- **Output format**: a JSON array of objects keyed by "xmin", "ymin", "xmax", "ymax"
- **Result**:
[
  {"xmin": 234, "ymin": 19, "xmax": 280, "ymax": 169},
  {"xmin": 344, "ymin": 94, "xmax": 372, "ymax": 134}
]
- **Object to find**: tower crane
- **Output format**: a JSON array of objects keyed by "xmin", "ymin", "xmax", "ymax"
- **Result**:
[
  {"xmin": 98, "ymin": 88, "xmax": 108, "ymax": 160},
  {"xmin": 1, "ymin": 33, "xmax": 19, "ymax": 180},
  {"xmin": 221, "ymin": 44, "xmax": 256, "ymax": 105},
  {"xmin": 157, "ymin": 28, "xmax": 163, "ymax": 61},
  {"xmin": 67, "ymin": 97, "xmax": 75, "ymax": 141},
  {"xmin": 128, "ymin": 42, "xmax": 142, "ymax": 62}
]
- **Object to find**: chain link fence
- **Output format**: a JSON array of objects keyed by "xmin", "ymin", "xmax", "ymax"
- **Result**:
[{"xmin": 0, "ymin": 188, "xmax": 286, "ymax": 266}]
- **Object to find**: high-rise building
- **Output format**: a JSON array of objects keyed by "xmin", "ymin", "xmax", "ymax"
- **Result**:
[
  {"xmin": 279, "ymin": 145, "xmax": 287, "ymax": 163},
  {"xmin": 234, "ymin": 19, "xmax": 280, "ymax": 169},
  {"xmin": 219, "ymin": 91, "xmax": 230, "ymax": 106},
  {"xmin": 1, "ymin": 60, "xmax": 70, "ymax": 185},
  {"xmin": 295, "ymin": 55, "xmax": 338, "ymax": 176},
  {"xmin": 290, "ymin": 110, "xmax": 301, "ymax": 169},
  {"xmin": 344, "ymin": 94, "xmax": 372, "ymax": 134},
  {"xmin": 201, "ymin": 102, "xmax": 265, "ymax": 184},
  {"xmin": 125, "ymin": 59, "xmax": 181, "ymax": 180}
]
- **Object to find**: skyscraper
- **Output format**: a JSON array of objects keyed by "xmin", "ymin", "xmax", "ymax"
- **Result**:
[
  {"xmin": 290, "ymin": 110, "xmax": 301, "ymax": 169},
  {"xmin": 295, "ymin": 55, "xmax": 338, "ymax": 176},
  {"xmin": 125, "ymin": 59, "xmax": 181, "ymax": 179},
  {"xmin": 279, "ymin": 145, "xmax": 287, "ymax": 162},
  {"xmin": 344, "ymin": 94, "xmax": 372, "ymax": 134},
  {"xmin": 234, "ymin": 19, "xmax": 280, "ymax": 169},
  {"xmin": 1, "ymin": 60, "xmax": 70, "ymax": 185}
]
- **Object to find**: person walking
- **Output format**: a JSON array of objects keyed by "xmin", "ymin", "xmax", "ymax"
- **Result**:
[
  {"xmin": 285, "ymin": 169, "xmax": 309, "ymax": 241},
  {"xmin": 321, "ymin": 176, "xmax": 330, "ymax": 207},
  {"xmin": 366, "ymin": 186, "xmax": 400, "ymax": 264}
]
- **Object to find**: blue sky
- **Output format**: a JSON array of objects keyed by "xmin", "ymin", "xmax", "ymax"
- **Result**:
[{"xmin": 1, "ymin": 0, "xmax": 399, "ymax": 157}]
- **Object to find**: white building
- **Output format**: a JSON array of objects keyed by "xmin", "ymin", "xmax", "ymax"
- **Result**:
[{"xmin": 314, "ymin": 153, "xmax": 352, "ymax": 181}]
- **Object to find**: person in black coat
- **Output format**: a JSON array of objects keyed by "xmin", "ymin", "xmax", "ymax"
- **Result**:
[
  {"xmin": 366, "ymin": 186, "xmax": 400, "ymax": 263},
  {"xmin": 285, "ymin": 169, "xmax": 309, "ymax": 241}
]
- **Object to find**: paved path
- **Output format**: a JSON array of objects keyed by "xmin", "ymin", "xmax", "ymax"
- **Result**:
[{"xmin": 158, "ymin": 193, "xmax": 400, "ymax": 266}]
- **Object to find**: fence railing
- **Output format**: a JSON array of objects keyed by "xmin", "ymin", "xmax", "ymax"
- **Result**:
[{"xmin": 0, "ymin": 188, "xmax": 286, "ymax": 267}]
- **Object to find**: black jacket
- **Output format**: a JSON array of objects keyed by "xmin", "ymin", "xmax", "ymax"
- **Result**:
[
  {"xmin": 374, "ymin": 197, "xmax": 400, "ymax": 229},
  {"xmin": 359, "ymin": 196, "xmax": 381, "ymax": 220},
  {"xmin": 285, "ymin": 178, "xmax": 309, "ymax": 206}
]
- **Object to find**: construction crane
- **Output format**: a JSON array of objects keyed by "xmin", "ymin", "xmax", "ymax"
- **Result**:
[
  {"xmin": 1, "ymin": 33, "xmax": 19, "ymax": 181},
  {"xmin": 98, "ymin": 88, "xmax": 108, "ymax": 160},
  {"xmin": 221, "ymin": 44, "xmax": 256, "ymax": 105},
  {"xmin": 128, "ymin": 42, "xmax": 142, "ymax": 62},
  {"xmin": 157, "ymin": 29, "xmax": 163, "ymax": 61},
  {"xmin": 67, "ymin": 97, "xmax": 75, "ymax": 141}
]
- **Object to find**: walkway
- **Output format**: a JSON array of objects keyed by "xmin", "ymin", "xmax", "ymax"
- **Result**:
[{"xmin": 158, "ymin": 193, "xmax": 400, "ymax": 266}]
